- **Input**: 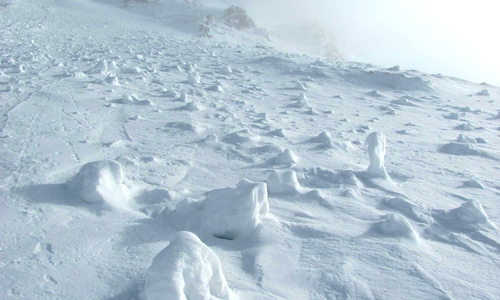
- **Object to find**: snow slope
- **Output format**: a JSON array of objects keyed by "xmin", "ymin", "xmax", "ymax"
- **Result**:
[{"xmin": 1, "ymin": 0, "xmax": 499, "ymax": 299}]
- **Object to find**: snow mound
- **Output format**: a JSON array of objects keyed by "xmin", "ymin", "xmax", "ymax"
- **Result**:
[
  {"xmin": 297, "ymin": 92, "xmax": 307, "ymax": 101},
  {"xmin": 457, "ymin": 134, "xmax": 477, "ymax": 144},
  {"xmin": 364, "ymin": 132, "xmax": 389, "ymax": 179},
  {"xmin": 451, "ymin": 200, "xmax": 496, "ymax": 228},
  {"xmin": 343, "ymin": 70, "xmax": 433, "ymax": 92},
  {"xmin": 267, "ymin": 170, "xmax": 303, "ymax": 195},
  {"xmin": 188, "ymin": 73, "xmax": 201, "ymax": 85},
  {"xmin": 455, "ymin": 123, "xmax": 474, "ymax": 131},
  {"xmin": 67, "ymin": 160, "xmax": 129, "ymax": 208},
  {"xmin": 444, "ymin": 112, "xmax": 462, "ymax": 120},
  {"xmin": 118, "ymin": 94, "xmax": 153, "ymax": 105},
  {"xmin": 200, "ymin": 180, "xmax": 269, "ymax": 239},
  {"xmin": 477, "ymin": 89, "xmax": 490, "ymax": 96},
  {"xmin": 377, "ymin": 213, "xmax": 419, "ymax": 240},
  {"xmin": 290, "ymin": 96, "xmax": 310, "ymax": 108},
  {"xmin": 104, "ymin": 73, "xmax": 120, "ymax": 85},
  {"xmin": 392, "ymin": 98, "xmax": 418, "ymax": 107},
  {"xmin": 206, "ymin": 84, "xmax": 224, "ymax": 92},
  {"xmin": 310, "ymin": 131, "xmax": 332, "ymax": 143},
  {"xmin": 180, "ymin": 100, "xmax": 202, "ymax": 111},
  {"xmin": 162, "ymin": 89, "xmax": 179, "ymax": 98},
  {"xmin": 295, "ymin": 80, "xmax": 307, "ymax": 91},
  {"xmin": 145, "ymin": 231, "xmax": 234, "ymax": 300},
  {"xmin": 88, "ymin": 59, "xmax": 108, "ymax": 75},
  {"xmin": 439, "ymin": 142, "xmax": 482, "ymax": 156},
  {"xmin": 267, "ymin": 128, "xmax": 286, "ymax": 137},
  {"xmin": 463, "ymin": 179, "xmax": 484, "ymax": 189},
  {"xmin": 222, "ymin": 129, "xmax": 260, "ymax": 144},
  {"xmin": 166, "ymin": 121, "xmax": 199, "ymax": 132},
  {"xmin": 382, "ymin": 197, "xmax": 430, "ymax": 224},
  {"xmin": 178, "ymin": 92, "xmax": 188, "ymax": 102},
  {"xmin": 454, "ymin": 200, "xmax": 491, "ymax": 224},
  {"xmin": 322, "ymin": 139, "xmax": 355, "ymax": 152},
  {"xmin": 275, "ymin": 148, "xmax": 299, "ymax": 165}
]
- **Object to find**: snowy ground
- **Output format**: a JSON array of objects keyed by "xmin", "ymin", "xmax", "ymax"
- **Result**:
[{"xmin": 1, "ymin": 1, "xmax": 499, "ymax": 299}]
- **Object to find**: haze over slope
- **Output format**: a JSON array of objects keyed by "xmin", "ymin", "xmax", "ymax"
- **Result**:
[{"xmin": 226, "ymin": 0, "xmax": 500, "ymax": 86}]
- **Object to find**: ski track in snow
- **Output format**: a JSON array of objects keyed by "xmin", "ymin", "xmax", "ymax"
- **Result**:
[{"xmin": 0, "ymin": 0, "xmax": 499, "ymax": 299}]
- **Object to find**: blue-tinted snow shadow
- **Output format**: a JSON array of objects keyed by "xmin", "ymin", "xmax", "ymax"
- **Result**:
[{"xmin": 14, "ymin": 183, "xmax": 82, "ymax": 207}]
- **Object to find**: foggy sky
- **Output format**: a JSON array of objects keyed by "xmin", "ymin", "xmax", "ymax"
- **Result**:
[{"xmin": 224, "ymin": 0, "xmax": 500, "ymax": 86}]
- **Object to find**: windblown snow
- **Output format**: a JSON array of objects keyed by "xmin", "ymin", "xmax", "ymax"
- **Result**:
[{"xmin": 0, "ymin": 0, "xmax": 499, "ymax": 299}]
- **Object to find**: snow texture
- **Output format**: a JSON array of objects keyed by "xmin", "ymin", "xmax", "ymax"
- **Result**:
[
  {"xmin": 200, "ymin": 180, "xmax": 269, "ymax": 239},
  {"xmin": 145, "ymin": 231, "xmax": 234, "ymax": 300},
  {"xmin": 68, "ymin": 160, "xmax": 129, "ymax": 208},
  {"xmin": 364, "ymin": 132, "xmax": 389, "ymax": 179}
]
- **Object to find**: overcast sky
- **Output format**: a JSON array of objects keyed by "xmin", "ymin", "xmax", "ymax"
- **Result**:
[{"xmin": 226, "ymin": 0, "xmax": 500, "ymax": 86}]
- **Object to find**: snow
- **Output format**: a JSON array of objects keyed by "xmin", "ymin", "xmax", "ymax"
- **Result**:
[
  {"xmin": 275, "ymin": 148, "xmax": 299, "ymax": 165},
  {"xmin": 267, "ymin": 170, "xmax": 303, "ymax": 195},
  {"xmin": 1, "ymin": 0, "xmax": 499, "ymax": 299},
  {"xmin": 364, "ymin": 132, "xmax": 389, "ymax": 179},
  {"xmin": 163, "ymin": 180, "xmax": 269, "ymax": 240},
  {"xmin": 67, "ymin": 160, "xmax": 129, "ymax": 209},
  {"xmin": 200, "ymin": 180, "xmax": 269, "ymax": 239},
  {"xmin": 377, "ymin": 213, "xmax": 419, "ymax": 240},
  {"xmin": 145, "ymin": 231, "xmax": 235, "ymax": 300}
]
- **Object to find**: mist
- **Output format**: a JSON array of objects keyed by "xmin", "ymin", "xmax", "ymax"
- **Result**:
[{"xmin": 224, "ymin": 0, "xmax": 500, "ymax": 86}]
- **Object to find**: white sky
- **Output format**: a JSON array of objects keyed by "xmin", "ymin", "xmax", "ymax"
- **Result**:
[{"xmin": 229, "ymin": 0, "xmax": 500, "ymax": 86}]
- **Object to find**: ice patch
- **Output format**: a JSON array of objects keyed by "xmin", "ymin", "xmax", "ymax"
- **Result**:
[{"xmin": 145, "ymin": 231, "xmax": 234, "ymax": 300}]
